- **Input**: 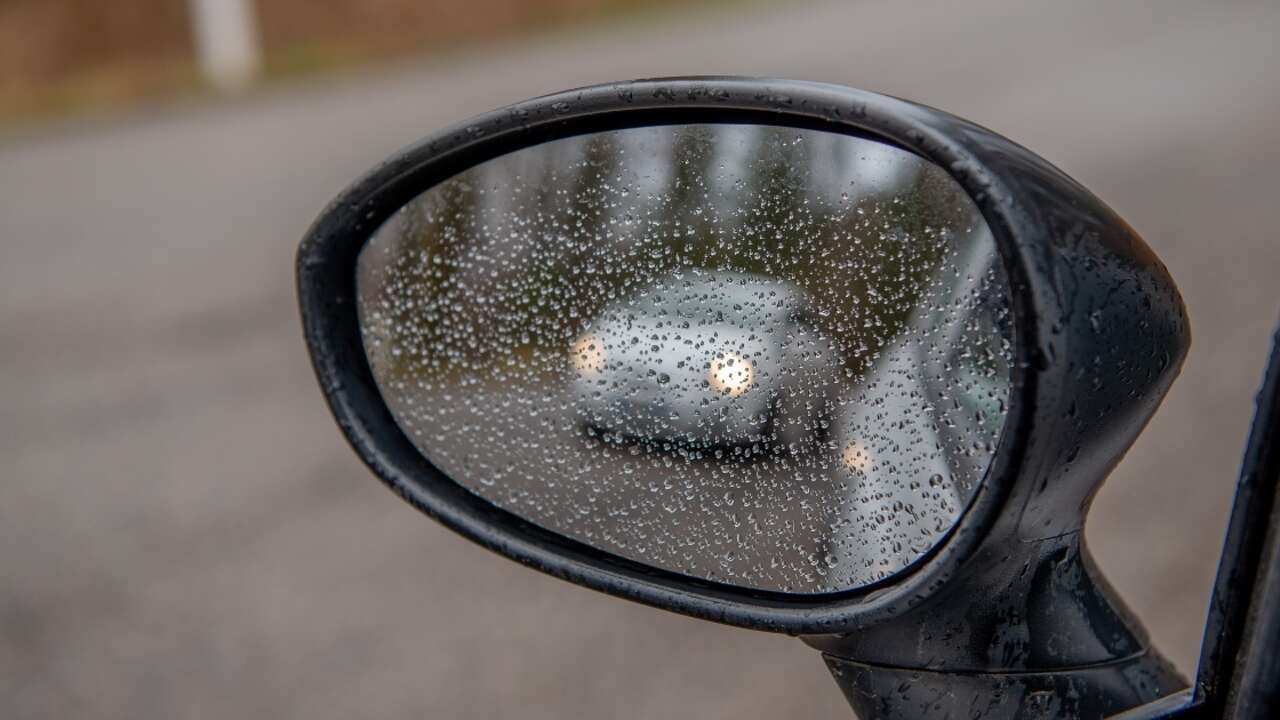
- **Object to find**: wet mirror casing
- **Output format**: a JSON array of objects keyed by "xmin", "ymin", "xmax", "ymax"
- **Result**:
[{"xmin": 297, "ymin": 78, "xmax": 1191, "ymax": 719}]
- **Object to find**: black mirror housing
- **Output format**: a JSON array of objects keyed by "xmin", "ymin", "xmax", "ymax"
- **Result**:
[{"xmin": 297, "ymin": 78, "xmax": 1190, "ymax": 718}]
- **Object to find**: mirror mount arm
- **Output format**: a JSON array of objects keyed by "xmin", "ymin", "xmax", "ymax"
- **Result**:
[
  {"xmin": 804, "ymin": 528, "xmax": 1185, "ymax": 719},
  {"xmin": 822, "ymin": 653, "xmax": 1182, "ymax": 720}
]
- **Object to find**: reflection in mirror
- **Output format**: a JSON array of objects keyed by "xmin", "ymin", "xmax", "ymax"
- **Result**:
[{"xmin": 356, "ymin": 124, "xmax": 1012, "ymax": 594}]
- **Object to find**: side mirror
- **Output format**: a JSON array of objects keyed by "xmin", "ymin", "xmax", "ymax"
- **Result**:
[{"xmin": 297, "ymin": 78, "xmax": 1191, "ymax": 718}]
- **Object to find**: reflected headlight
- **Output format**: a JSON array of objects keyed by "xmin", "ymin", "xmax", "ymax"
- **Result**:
[
  {"xmin": 708, "ymin": 351, "xmax": 753, "ymax": 397},
  {"xmin": 841, "ymin": 441, "xmax": 873, "ymax": 473},
  {"xmin": 571, "ymin": 333, "xmax": 606, "ymax": 374}
]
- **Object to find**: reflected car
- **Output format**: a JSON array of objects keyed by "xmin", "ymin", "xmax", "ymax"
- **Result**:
[{"xmin": 570, "ymin": 271, "xmax": 843, "ymax": 449}]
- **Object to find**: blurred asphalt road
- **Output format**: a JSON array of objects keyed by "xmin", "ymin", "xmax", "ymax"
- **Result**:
[{"xmin": 3, "ymin": 1, "xmax": 1280, "ymax": 717}]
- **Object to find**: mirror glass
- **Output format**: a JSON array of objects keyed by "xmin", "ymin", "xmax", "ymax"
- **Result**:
[{"xmin": 356, "ymin": 123, "xmax": 1013, "ymax": 594}]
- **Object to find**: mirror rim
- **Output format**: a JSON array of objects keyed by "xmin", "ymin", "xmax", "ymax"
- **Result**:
[{"xmin": 297, "ymin": 77, "xmax": 1040, "ymax": 634}]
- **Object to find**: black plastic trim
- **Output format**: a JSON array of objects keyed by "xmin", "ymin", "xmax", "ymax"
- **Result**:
[{"xmin": 296, "ymin": 77, "xmax": 1188, "ymax": 638}]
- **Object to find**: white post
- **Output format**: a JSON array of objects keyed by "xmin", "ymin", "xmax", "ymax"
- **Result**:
[{"xmin": 189, "ymin": 0, "xmax": 262, "ymax": 93}]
